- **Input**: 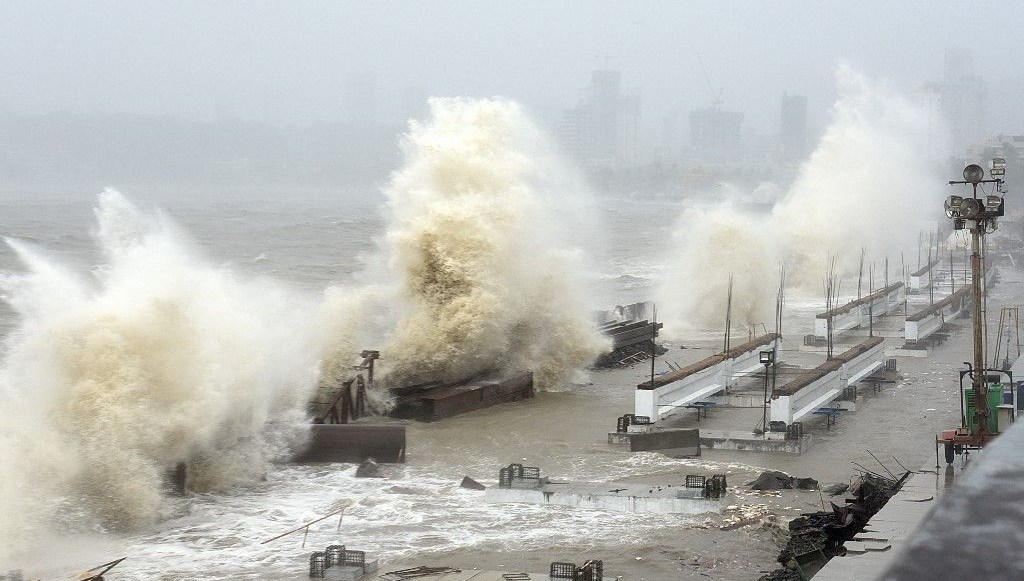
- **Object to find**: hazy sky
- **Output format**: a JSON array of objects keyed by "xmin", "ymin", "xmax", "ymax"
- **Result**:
[{"xmin": 2, "ymin": 1, "xmax": 1023, "ymax": 134}]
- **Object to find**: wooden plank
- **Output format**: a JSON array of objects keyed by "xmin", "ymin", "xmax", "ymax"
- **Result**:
[{"xmin": 816, "ymin": 283, "xmax": 903, "ymax": 319}]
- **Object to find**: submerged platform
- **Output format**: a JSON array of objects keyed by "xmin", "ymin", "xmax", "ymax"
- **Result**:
[
  {"xmin": 484, "ymin": 463, "xmax": 727, "ymax": 515},
  {"xmin": 484, "ymin": 480, "xmax": 726, "ymax": 515},
  {"xmin": 351, "ymin": 560, "xmax": 606, "ymax": 581},
  {"xmin": 698, "ymin": 429, "xmax": 814, "ymax": 454},
  {"xmin": 364, "ymin": 569, "xmax": 547, "ymax": 581}
]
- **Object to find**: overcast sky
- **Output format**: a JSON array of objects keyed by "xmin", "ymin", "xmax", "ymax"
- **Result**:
[{"xmin": 2, "ymin": 1, "xmax": 1023, "ymax": 134}]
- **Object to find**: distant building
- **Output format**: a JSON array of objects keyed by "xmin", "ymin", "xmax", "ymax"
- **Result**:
[
  {"xmin": 589, "ymin": 70, "xmax": 622, "ymax": 162},
  {"xmin": 911, "ymin": 81, "xmax": 945, "ymax": 160},
  {"xmin": 689, "ymin": 106, "xmax": 743, "ymax": 158},
  {"xmin": 940, "ymin": 49, "xmax": 987, "ymax": 151},
  {"xmin": 779, "ymin": 92, "xmax": 807, "ymax": 159},
  {"xmin": 658, "ymin": 110, "xmax": 685, "ymax": 160},
  {"xmin": 558, "ymin": 69, "xmax": 640, "ymax": 168}
]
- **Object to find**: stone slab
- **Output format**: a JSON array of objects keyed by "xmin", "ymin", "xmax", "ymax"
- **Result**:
[
  {"xmin": 484, "ymin": 480, "xmax": 724, "ymax": 515},
  {"xmin": 699, "ymin": 429, "xmax": 813, "ymax": 454}
]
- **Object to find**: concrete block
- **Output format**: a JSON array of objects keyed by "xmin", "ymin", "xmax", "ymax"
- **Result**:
[
  {"xmin": 290, "ymin": 423, "xmax": 406, "ymax": 463},
  {"xmin": 628, "ymin": 428, "xmax": 700, "ymax": 458},
  {"xmin": 607, "ymin": 432, "xmax": 631, "ymax": 446},
  {"xmin": 700, "ymin": 429, "xmax": 813, "ymax": 454}
]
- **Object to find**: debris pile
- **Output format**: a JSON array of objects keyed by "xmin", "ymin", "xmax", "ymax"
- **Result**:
[
  {"xmin": 718, "ymin": 504, "xmax": 774, "ymax": 531},
  {"xmin": 592, "ymin": 302, "xmax": 665, "ymax": 369},
  {"xmin": 757, "ymin": 470, "xmax": 909, "ymax": 580},
  {"xmin": 592, "ymin": 340, "xmax": 667, "ymax": 369},
  {"xmin": 749, "ymin": 471, "xmax": 819, "ymax": 491},
  {"xmin": 459, "ymin": 476, "xmax": 486, "ymax": 490}
]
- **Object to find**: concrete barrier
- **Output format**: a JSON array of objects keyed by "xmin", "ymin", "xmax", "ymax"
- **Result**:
[
  {"xmin": 814, "ymin": 283, "xmax": 905, "ymax": 339},
  {"xmin": 626, "ymin": 428, "xmax": 700, "ymax": 457},
  {"xmin": 905, "ymin": 287, "xmax": 970, "ymax": 345},
  {"xmin": 290, "ymin": 423, "xmax": 406, "ymax": 463},
  {"xmin": 389, "ymin": 372, "xmax": 534, "ymax": 421},
  {"xmin": 909, "ymin": 257, "xmax": 941, "ymax": 293},
  {"xmin": 771, "ymin": 337, "xmax": 885, "ymax": 425},
  {"xmin": 634, "ymin": 334, "xmax": 780, "ymax": 422}
]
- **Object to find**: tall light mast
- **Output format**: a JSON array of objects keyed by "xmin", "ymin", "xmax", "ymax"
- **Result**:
[{"xmin": 945, "ymin": 159, "xmax": 1007, "ymax": 441}]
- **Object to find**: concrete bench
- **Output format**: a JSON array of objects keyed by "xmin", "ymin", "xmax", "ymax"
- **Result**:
[
  {"xmin": 685, "ymin": 401, "xmax": 717, "ymax": 421},
  {"xmin": 812, "ymin": 407, "xmax": 843, "ymax": 429}
]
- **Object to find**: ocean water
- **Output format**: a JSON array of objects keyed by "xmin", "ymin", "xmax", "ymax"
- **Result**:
[
  {"xmin": 3, "ymin": 189, "xmax": 766, "ymax": 581},
  {"xmin": 0, "ymin": 185, "xmax": 972, "ymax": 580}
]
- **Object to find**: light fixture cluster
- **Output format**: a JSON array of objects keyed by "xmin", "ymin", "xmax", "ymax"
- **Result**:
[{"xmin": 944, "ymin": 159, "xmax": 1007, "ymax": 230}]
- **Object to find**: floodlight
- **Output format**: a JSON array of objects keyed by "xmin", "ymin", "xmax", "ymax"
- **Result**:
[
  {"xmin": 991, "ymin": 157, "xmax": 1006, "ymax": 177},
  {"xmin": 944, "ymin": 195, "xmax": 964, "ymax": 218},
  {"xmin": 963, "ymin": 164, "xmax": 985, "ymax": 184},
  {"xmin": 986, "ymin": 195, "xmax": 1004, "ymax": 216},
  {"xmin": 960, "ymin": 197, "xmax": 982, "ymax": 219}
]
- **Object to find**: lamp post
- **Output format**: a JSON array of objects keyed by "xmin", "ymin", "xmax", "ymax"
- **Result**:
[
  {"xmin": 945, "ymin": 160, "xmax": 1006, "ymax": 441},
  {"xmin": 759, "ymin": 349, "xmax": 776, "ymax": 435}
]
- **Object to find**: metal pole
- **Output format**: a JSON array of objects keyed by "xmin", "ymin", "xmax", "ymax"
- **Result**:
[
  {"xmin": 650, "ymin": 304, "xmax": 656, "ymax": 389},
  {"xmin": 970, "ymin": 183, "xmax": 989, "ymax": 439},
  {"xmin": 762, "ymin": 363, "xmax": 770, "ymax": 434}
]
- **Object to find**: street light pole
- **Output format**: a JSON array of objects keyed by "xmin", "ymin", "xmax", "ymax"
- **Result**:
[
  {"xmin": 968, "ymin": 192, "xmax": 988, "ymax": 438},
  {"xmin": 946, "ymin": 161, "xmax": 1006, "ymax": 441},
  {"xmin": 759, "ymin": 349, "xmax": 775, "ymax": 434}
]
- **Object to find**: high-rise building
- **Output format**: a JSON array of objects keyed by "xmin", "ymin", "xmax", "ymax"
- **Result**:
[
  {"xmin": 941, "ymin": 49, "xmax": 987, "ymax": 151},
  {"xmin": 589, "ymin": 70, "xmax": 621, "ymax": 162},
  {"xmin": 779, "ymin": 92, "xmax": 808, "ymax": 159},
  {"xmin": 912, "ymin": 81, "xmax": 945, "ymax": 160},
  {"xmin": 689, "ymin": 106, "xmax": 743, "ymax": 157},
  {"xmin": 558, "ymin": 70, "xmax": 640, "ymax": 168}
]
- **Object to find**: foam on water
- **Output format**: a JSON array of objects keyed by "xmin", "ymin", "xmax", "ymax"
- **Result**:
[
  {"xmin": 0, "ymin": 191, "xmax": 322, "ymax": 565},
  {"xmin": 89, "ymin": 454, "xmax": 755, "ymax": 580}
]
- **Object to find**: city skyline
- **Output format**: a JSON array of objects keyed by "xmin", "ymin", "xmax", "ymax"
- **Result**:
[{"xmin": 3, "ymin": 1, "xmax": 1023, "ymax": 135}]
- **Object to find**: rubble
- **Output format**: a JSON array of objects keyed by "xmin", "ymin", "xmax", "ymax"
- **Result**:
[
  {"xmin": 757, "ymin": 471, "xmax": 909, "ymax": 581},
  {"xmin": 355, "ymin": 459, "xmax": 385, "ymax": 478},
  {"xmin": 749, "ymin": 471, "xmax": 818, "ymax": 491},
  {"xmin": 822, "ymin": 483, "xmax": 849, "ymax": 496},
  {"xmin": 459, "ymin": 476, "xmax": 486, "ymax": 490}
]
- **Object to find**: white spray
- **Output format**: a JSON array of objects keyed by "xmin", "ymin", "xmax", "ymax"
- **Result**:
[
  {"xmin": 659, "ymin": 66, "xmax": 946, "ymax": 331},
  {"xmin": 326, "ymin": 98, "xmax": 608, "ymax": 390},
  {"xmin": 0, "ymin": 190, "xmax": 320, "ymax": 563}
]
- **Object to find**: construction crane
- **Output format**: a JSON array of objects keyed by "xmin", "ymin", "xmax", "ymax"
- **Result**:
[{"xmin": 696, "ymin": 52, "xmax": 723, "ymax": 110}]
